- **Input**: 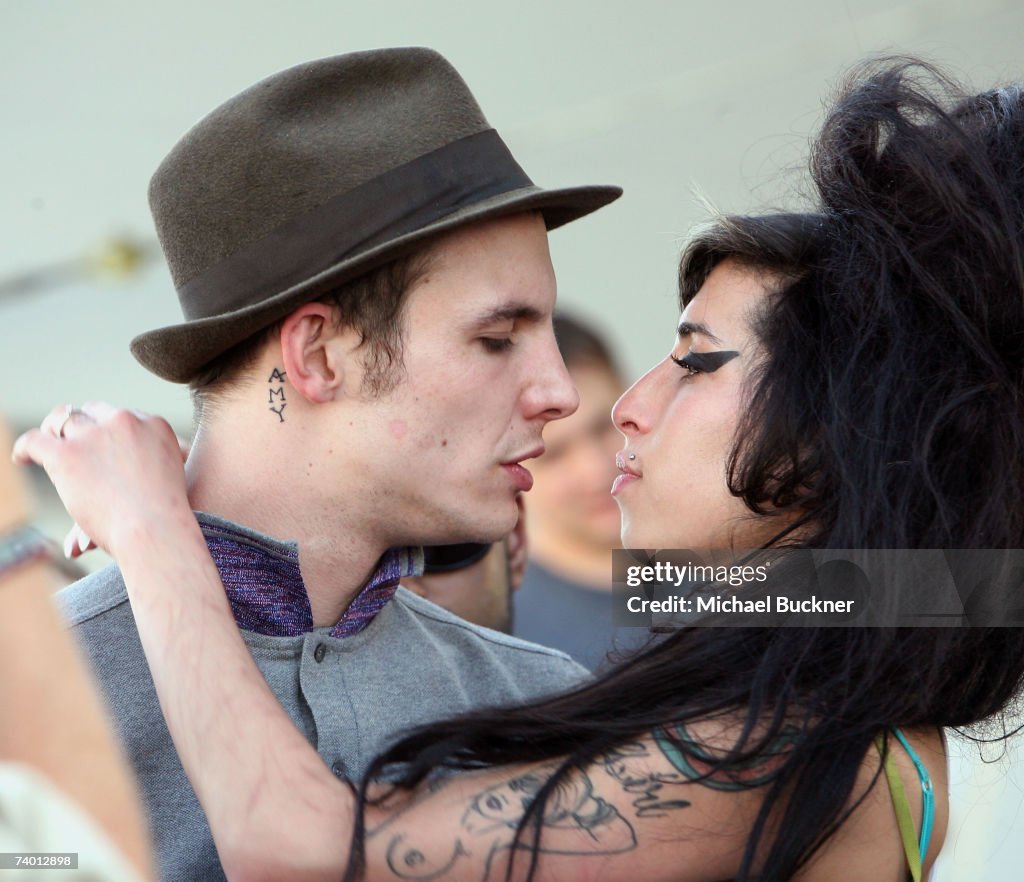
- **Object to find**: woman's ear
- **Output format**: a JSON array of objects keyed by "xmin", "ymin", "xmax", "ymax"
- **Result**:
[{"xmin": 278, "ymin": 303, "xmax": 358, "ymax": 404}]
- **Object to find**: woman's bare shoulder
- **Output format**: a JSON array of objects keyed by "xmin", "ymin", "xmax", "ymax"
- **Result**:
[{"xmin": 794, "ymin": 726, "xmax": 948, "ymax": 882}]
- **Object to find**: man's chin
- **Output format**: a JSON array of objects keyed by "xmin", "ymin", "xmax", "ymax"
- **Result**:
[
  {"xmin": 433, "ymin": 510, "xmax": 516, "ymax": 547},
  {"xmin": 479, "ymin": 499, "xmax": 521, "ymax": 542}
]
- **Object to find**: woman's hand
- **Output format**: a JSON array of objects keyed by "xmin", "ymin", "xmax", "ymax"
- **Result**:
[{"xmin": 12, "ymin": 402, "xmax": 189, "ymax": 560}]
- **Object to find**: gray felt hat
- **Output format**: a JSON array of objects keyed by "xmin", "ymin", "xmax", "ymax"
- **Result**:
[{"xmin": 132, "ymin": 47, "xmax": 622, "ymax": 382}]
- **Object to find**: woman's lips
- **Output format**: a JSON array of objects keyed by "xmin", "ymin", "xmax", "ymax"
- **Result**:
[
  {"xmin": 611, "ymin": 473, "xmax": 639, "ymax": 495},
  {"xmin": 612, "ymin": 450, "xmax": 641, "ymax": 496}
]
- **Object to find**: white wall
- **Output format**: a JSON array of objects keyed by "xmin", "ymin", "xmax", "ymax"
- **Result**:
[{"xmin": 5, "ymin": 0, "xmax": 1024, "ymax": 433}]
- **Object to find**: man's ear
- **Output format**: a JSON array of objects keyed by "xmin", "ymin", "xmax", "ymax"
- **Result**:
[
  {"xmin": 279, "ymin": 303, "xmax": 358, "ymax": 404},
  {"xmin": 507, "ymin": 494, "xmax": 529, "ymax": 592}
]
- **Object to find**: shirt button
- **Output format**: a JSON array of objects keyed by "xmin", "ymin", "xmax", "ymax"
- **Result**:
[
  {"xmin": 313, "ymin": 643, "xmax": 327, "ymax": 663},
  {"xmin": 331, "ymin": 760, "xmax": 346, "ymax": 778}
]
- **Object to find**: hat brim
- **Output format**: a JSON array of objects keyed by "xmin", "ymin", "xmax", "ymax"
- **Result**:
[{"xmin": 131, "ymin": 184, "xmax": 621, "ymax": 383}]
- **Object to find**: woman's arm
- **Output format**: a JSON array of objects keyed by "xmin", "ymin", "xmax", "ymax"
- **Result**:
[
  {"xmin": 110, "ymin": 515, "xmax": 753, "ymax": 882},
  {"xmin": 15, "ymin": 405, "xmax": 356, "ymax": 880},
  {"xmin": 13, "ymin": 404, "xmax": 758, "ymax": 882},
  {"xmin": 0, "ymin": 416, "xmax": 154, "ymax": 881},
  {"xmin": 356, "ymin": 736, "xmax": 761, "ymax": 882},
  {"xmin": 120, "ymin": 521, "xmax": 754, "ymax": 881}
]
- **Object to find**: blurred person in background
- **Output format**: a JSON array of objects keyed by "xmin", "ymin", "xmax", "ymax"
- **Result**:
[{"xmin": 514, "ymin": 313, "xmax": 648, "ymax": 669}]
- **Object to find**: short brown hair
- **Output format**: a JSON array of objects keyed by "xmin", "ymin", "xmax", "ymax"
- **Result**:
[{"xmin": 189, "ymin": 248, "xmax": 433, "ymax": 422}]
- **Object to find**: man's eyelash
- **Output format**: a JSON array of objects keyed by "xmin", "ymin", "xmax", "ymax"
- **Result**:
[{"xmin": 481, "ymin": 338, "xmax": 514, "ymax": 353}]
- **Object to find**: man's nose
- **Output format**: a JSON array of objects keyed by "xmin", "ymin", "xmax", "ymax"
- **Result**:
[{"xmin": 525, "ymin": 346, "xmax": 579, "ymax": 423}]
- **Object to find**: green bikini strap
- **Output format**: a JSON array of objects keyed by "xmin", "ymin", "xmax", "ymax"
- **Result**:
[{"xmin": 875, "ymin": 733, "xmax": 922, "ymax": 882}]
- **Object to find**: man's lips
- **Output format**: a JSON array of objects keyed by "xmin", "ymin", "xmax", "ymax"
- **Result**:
[
  {"xmin": 502, "ymin": 462, "xmax": 534, "ymax": 491},
  {"xmin": 501, "ymin": 446, "xmax": 544, "ymax": 492}
]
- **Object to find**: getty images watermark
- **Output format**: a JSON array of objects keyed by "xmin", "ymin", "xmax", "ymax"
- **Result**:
[{"xmin": 611, "ymin": 549, "xmax": 1024, "ymax": 628}]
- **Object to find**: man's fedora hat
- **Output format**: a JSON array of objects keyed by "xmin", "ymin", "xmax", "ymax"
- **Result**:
[{"xmin": 132, "ymin": 47, "xmax": 622, "ymax": 382}]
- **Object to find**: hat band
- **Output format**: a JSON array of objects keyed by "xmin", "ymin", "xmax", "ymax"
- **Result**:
[{"xmin": 178, "ymin": 129, "xmax": 533, "ymax": 320}]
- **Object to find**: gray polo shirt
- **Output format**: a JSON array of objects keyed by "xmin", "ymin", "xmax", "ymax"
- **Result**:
[{"xmin": 59, "ymin": 524, "xmax": 587, "ymax": 882}]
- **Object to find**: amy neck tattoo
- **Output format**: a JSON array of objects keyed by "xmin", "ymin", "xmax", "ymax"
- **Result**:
[{"xmin": 267, "ymin": 368, "xmax": 287, "ymax": 423}]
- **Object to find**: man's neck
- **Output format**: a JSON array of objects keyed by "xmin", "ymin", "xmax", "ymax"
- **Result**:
[{"xmin": 185, "ymin": 419, "xmax": 390, "ymax": 627}]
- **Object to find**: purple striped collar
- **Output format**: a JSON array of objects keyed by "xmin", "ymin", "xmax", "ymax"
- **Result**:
[{"xmin": 196, "ymin": 512, "xmax": 422, "ymax": 639}]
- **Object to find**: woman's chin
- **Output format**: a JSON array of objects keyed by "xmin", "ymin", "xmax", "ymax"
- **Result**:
[{"xmin": 619, "ymin": 522, "xmax": 663, "ymax": 551}]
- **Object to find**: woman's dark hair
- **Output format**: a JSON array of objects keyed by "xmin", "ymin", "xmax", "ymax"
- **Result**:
[{"xmin": 345, "ymin": 59, "xmax": 1024, "ymax": 881}]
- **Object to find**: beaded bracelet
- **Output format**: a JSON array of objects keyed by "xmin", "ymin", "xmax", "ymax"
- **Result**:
[{"xmin": 0, "ymin": 524, "xmax": 51, "ymax": 581}]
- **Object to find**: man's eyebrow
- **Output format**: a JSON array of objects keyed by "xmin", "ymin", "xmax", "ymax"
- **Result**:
[
  {"xmin": 677, "ymin": 319, "xmax": 724, "ymax": 346},
  {"xmin": 468, "ymin": 304, "xmax": 545, "ymax": 327}
]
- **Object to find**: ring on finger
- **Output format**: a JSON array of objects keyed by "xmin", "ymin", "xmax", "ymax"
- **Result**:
[{"xmin": 58, "ymin": 405, "xmax": 84, "ymax": 439}]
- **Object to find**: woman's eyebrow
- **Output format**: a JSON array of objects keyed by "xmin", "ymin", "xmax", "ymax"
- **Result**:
[{"xmin": 677, "ymin": 319, "xmax": 724, "ymax": 346}]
